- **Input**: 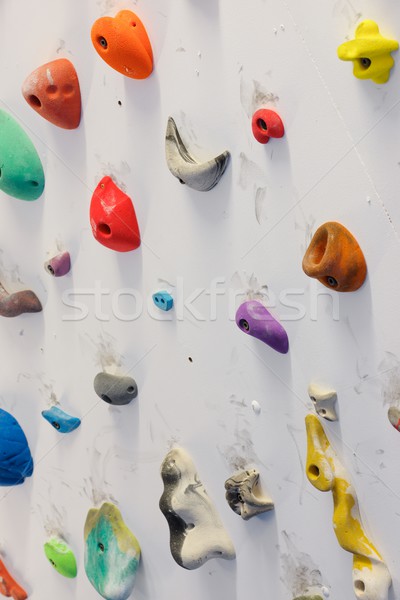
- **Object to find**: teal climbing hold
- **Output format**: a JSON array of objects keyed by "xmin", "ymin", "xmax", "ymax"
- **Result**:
[
  {"xmin": 0, "ymin": 109, "xmax": 44, "ymax": 200},
  {"xmin": 152, "ymin": 291, "xmax": 173, "ymax": 311},
  {"xmin": 84, "ymin": 502, "xmax": 141, "ymax": 600}
]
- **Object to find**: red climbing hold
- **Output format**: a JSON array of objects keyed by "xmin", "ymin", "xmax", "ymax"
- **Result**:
[
  {"xmin": 251, "ymin": 109, "xmax": 284, "ymax": 144},
  {"xmin": 22, "ymin": 58, "xmax": 81, "ymax": 130},
  {"xmin": 90, "ymin": 176, "xmax": 141, "ymax": 252}
]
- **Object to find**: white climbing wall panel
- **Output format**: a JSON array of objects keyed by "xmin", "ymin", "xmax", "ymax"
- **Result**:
[{"xmin": 0, "ymin": 0, "xmax": 399, "ymax": 598}]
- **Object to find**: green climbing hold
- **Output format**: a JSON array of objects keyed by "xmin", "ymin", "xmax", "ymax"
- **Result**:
[
  {"xmin": 0, "ymin": 109, "xmax": 44, "ymax": 200},
  {"xmin": 44, "ymin": 537, "xmax": 77, "ymax": 578}
]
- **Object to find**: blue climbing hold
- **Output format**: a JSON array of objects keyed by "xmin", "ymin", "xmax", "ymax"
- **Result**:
[
  {"xmin": 41, "ymin": 406, "xmax": 81, "ymax": 433},
  {"xmin": 0, "ymin": 408, "xmax": 33, "ymax": 485},
  {"xmin": 152, "ymin": 291, "xmax": 173, "ymax": 311}
]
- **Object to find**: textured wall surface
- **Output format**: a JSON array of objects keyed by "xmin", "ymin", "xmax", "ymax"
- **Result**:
[{"xmin": 0, "ymin": 0, "xmax": 399, "ymax": 598}]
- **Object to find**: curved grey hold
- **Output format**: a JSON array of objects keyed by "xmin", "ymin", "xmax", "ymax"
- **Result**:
[
  {"xmin": 159, "ymin": 447, "xmax": 235, "ymax": 569},
  {"xmin": 225, "ymin": 469, "xmax": 274, "ymax": 520},
  {"xmin": 308, "ymin": 383, "xmax": 338, "ymax": 421},
  {"xmin": 165, "ymin": 117, "xmax": 230, "ymax": 191},
  {"xmin": 93, "ymin": 373, "xmax": 138, "ymax": 406}
]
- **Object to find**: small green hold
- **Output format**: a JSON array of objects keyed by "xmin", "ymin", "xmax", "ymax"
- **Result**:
[
  {"xmin": 0, "ymin": 109, "xmax": 44, "ymax": 200},
  {"xmin": 44, "ymin": 537, "xmax": 77, "ymax": 578}
]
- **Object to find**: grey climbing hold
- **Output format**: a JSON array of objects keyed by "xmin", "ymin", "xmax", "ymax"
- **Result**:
[
  {"xmin": 165, "ymin": 117, "xmax": 230, "ymax": 192},
  {"xmin": 159, "ymin": 447, "xmax": 235, "ymax": 569},
  {"xmin": 225, "ymin": 469, "xmax": 274, "ymax": 520},
  {"xmin": 93, "ymin": 373, "xmax": 138, "ymax": 406}
]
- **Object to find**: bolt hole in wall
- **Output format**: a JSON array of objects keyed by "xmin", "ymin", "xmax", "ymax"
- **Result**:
[{"xmin": 0, "ymin": 2, "xmax": 399, "ymax": 600}]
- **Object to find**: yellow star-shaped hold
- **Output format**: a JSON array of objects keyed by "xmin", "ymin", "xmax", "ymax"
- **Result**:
[{"xmin": 337, "ymin": 20, "xmax": 398, "ymax": 84}]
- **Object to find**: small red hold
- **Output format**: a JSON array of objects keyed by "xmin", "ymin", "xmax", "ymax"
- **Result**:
[
  {"xmin": 90, "ymin": 176, "xmax": 141, "ymax": 252},
  {"xmin": 22, "ymin": 58, "xmax": 81, "ymax": 129},
  {"xmin": 251, "ymin": 109, "xmax": 284, "ymax": 144}
]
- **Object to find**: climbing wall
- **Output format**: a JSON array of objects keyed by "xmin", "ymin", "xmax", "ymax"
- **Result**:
[{"xmin": 0, "ymin": 0, "xmax": 399, "ymax": 598}]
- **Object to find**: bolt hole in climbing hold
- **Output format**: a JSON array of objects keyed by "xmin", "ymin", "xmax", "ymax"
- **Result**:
[
  {"xmin": 308, "ymin": 464, "xmax": 320, "ymax": 479},
  {"xmin": 29, "ymin": 180, "xmax": 39, "ymax": 187},
  {"xmin": 101, "ymin": 394, "xmax": 112, "ymax": 404},
  {"xmin": 257, "ymin": 118, "xmax": 267, "ymax": 131},
  {"xmin": 252, "ymin": 108, "xmax": 284, "ymax": 144},
  {"xmin": 327, "ymin": 276, "xmax": 338, "ymax": 287},
  {"xmin": 98, "ymin": 222, "xmax": 111, "ymax": 236},
  {"xmin": 239, "ymin": 319, "xmax": 250, "ymax": 331},
  {"xmin": 127, "ymin": 386, "xmax": 135, "ymax": 394},
  {"xmin": 132, "ymin": 21, "xmax": 137, "ymax": 27},
  {"xmin": 98, "ymin": 542, "xmax": 105, "ymax": 552},
  {"xmin": 52, "ymin": 421, "xmax": 61, "ymax": 430},
  {"xmin": 161, "ymin": 298, "xmax": 165, "ymax": 303},
  {"xmin": 354, "ymin": 580, "xmax": 366, "ymax": 592},
  {"xmin": 359, "ymin": 57, "xmax": 371, "ymax": 69},
  {"xmin": 47, "ymin": 264, "xmax": 55, "ymax": 275},
  {"xmin": 98, "ymin": 36, "xmax": 108, "ymax": 49},
  {"xmin": 319, "ymin": 408, "xmax": 327, "ymax": 415},
  {"xmin": 29, "ymin": 94, "xmax": 42, "ymax": 108}
]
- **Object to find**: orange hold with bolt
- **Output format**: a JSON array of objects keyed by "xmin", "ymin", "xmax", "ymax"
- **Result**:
[
  {"xmin": 302, "ymin": 221, "xmax": 367, "ymax": 292},
  {"xmin": 91, "ymin": 10, "xmax": 153, "ymax": 79}
]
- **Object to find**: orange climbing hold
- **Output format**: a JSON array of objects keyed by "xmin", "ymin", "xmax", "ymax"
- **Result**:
[
  {"xmin": 22, "ymin": 59, "xmax": 81, "ymax": 130},
  {"xmin": 91, "ymin": 10, "xmax": 153, "ymax": 79},
  {"xmin": 302, "ymin": 221, "xmax": 367, "ymax": 292},
  {"xmin": 0, "ymin": 557, "xmax": 27, "ymax": 599}
]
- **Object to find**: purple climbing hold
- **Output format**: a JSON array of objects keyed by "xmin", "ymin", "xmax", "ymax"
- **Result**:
[
  {"xmin": 235, "ymin": 300, "xmax": 289, "ymax": 354},
  {"xmin": 44, "ymin": 251, "xmax": 71, "ymax": 277}
]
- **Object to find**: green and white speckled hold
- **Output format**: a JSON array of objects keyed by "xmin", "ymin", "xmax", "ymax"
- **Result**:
[
  {"xmin": 44, "ymin": 537, "xmax": 77, "ymax": 578},
  {"xmin": 0, "ymin": 109, "xmax": 44, "ymax": 200},
  {"xmin": 84, "ymin": 502, "xmax": 141, "ymax": 600}
]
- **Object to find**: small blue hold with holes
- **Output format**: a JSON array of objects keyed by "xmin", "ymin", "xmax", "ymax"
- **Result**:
[
  {"xmin": 152, "ymin": 291, "xmax": 173, "ymax": 311},
  {"xmin": 42, "ymin": 406, "xmax": 81, "ymax": 433}
]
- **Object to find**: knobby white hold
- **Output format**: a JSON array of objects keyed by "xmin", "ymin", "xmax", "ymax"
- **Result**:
[
  {"xmin": 308, "ymin": 383, "xmax": 338, "ymax": 421},
  {"xmin": 165, "ymin": 117, "xmax": 230, "ymax": 191},
  {"xmin": 305, "ymin": 414, "xmax": 391, "ymax": 600},
  {"xmin": 225, "ymin": 469, "xmax": 274, "ymax": 520},
  {"xmin": 159, "ymin": 447, "xmax": 236, "ymax": 569}
]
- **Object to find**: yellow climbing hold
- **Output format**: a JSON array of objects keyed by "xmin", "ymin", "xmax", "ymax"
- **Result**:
[
  {"xmin": 305, "ymin": 414, "xmax": 391, "ymax": 600},
  {"xmin": 337, "ymin": 20, "xmax": 398, "ymax": 84}
]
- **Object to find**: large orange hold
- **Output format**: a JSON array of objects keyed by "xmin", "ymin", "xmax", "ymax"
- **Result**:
[
  {"xmin": 302, "ymin": 221, "xmax": 367, "ymax": 292},
  {"xmin": 91, "ymin": 10, "xmax": 153, "ymax": 79},
  {"xmin": 22, "ymin": 58, "xmax": 81, "ymax": 129}
]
